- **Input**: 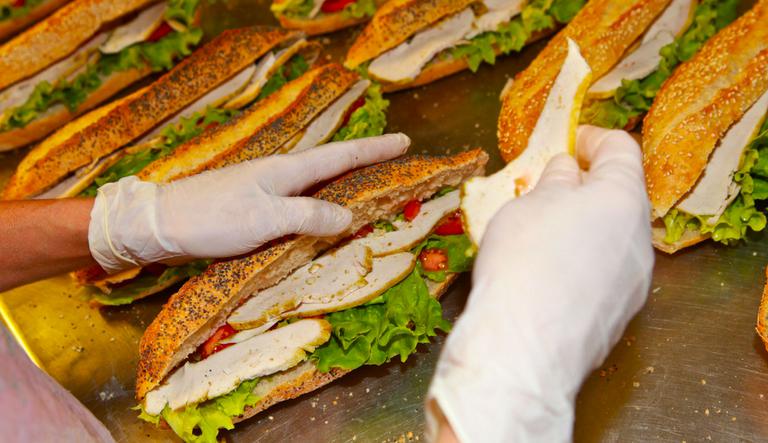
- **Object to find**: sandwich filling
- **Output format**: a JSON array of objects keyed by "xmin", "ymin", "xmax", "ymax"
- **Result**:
[
  {"xmin": 271, "ymin": 0, "xmax": 377, "ymax": 21},
  {"xmin": 0, "ymin": 0, "xmax": 202, "ymax": 133},
  {"xmin": 79, "ymin": 77, "xmax": 389, "ymax": 306},
  {"xmin": 662, "ymin": 91, "xmax": 768, "ymax": 245},
  {"xmin": 581, "ymin": 0, "xmax": 740, "ymax": 129},
  {"xmin": 0, "ymin": 0, "xmax": 47, "ymax": 22},
  {"xmin": 138, "ymin": 188, "xmax": 471, "ymax": 443},
  {"xmin": 365, "ymin": 0, "xmax": 585, "ymax": 84}
]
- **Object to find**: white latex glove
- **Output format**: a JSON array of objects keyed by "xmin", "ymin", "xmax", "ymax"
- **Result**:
[
  {"xmin": 427, "ymin": 126, "xmax": 654, "ymax": 443},
  {"xmin": 89, "ymin": 134, "xmax": 410, "ymax": 274}
]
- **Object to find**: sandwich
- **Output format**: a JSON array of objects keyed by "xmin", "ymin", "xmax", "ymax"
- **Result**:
[
  {"xmin": 0, "ymin": 0, "xmax": 69, "ymax": 41},
  {"xmin": 581, "ymin": 0, "xmax": 740, "ymax": 130},
  {"xmin": 134, "ymin": 149, "xmax": 488, "ymax": 442},
  {"xmin": 271, "ymin": 0, "xmax": 386, "ymax": 35},
  {"xmin": 0, "ymin": 0, "xmax": 204, "ymax": 151},
  {"xmin": 343, "ymin": 0, "xmax": 588, "ymax": 92},
  {"xmin": 642, "ymin": 0, "xmax": 768, "ymax": 253},
  {"xmin": 41, "ymin": 60, "xmax": 389, "ymax": 306}
]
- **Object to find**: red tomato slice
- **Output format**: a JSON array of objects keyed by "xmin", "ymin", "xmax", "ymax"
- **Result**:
[
  {"xmin": 200, "ymin": 324, "xmax": 237, "ymax": 359},
  {"xmin": 12, "ymin": 0, "xmax": 25, "ymax": 7},
  {"xmin": 353, "ymin": 224, "xmax": 374, "ymax": 239},
  {"xmin": 434, "ymin": 212, "xmax": 464, "ymax": 235},
  {"xmin": 340, "ymin": 97, "xmax": 366, "ymax": 127},
  {"xmin": 419, "ymin": 248, "xmax": 448, "ymax": 272},
  {"xmin": 321, "ymin": 0, "xmax": 356, "ymax": 13},
  {"xmin": 148, "ymin": 21, "xmax": 173, "ymax": 42},
  {"xmin": 403, "ymin": 200, "xmax": 422, "ymax": 222}
]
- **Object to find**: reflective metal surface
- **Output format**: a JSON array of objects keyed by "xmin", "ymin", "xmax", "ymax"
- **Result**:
[{"xmin": 2, "ymin": 0, "xmax": 768, "ymax": 441}]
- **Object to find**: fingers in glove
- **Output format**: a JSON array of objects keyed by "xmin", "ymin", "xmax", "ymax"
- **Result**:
[
  {"xmin": 274, "ymin": 196, "xmax": 353, "ymax": 237},
  {"xmin": 535, "ymin": 153, "xmax": 581, "ymax": 190},
  {"xmin": 575, "ymin": 125, "xmax": 644, "ymax": 186},
  {"xmin": 263, "ymin": 133, "xmax": 410, "ymax": 195}
]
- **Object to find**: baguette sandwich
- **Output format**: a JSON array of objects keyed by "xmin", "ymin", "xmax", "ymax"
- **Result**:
[
  {"xmin": 343, "ymin": 0, "xmax": 587, "ymax": 92},
  {"xmin": 581, "ymin": 0, "xmax": 740, "ymax": 130},
  {"xmin": 0, "ymin": 0, "xmax": 203, "ymax": 151},
  {"xmin": 134, "ymin": 149, "xmax": 488, "ymax": 442},
  {"xmin": 643, "ymin": 0, "xmax": 768, "ymax": 253},
  {"xmin": 63, "ymin": 61, "xmax": 390, "ymax": 306},
  {"xmin": 0, "ymin": 0, "xmax": 70, "ymax": 41},
  {"xmin": 271, "ymin": 0, "xmax": 386, "ymax": 35}
]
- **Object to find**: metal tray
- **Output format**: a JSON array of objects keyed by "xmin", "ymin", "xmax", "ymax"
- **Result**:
[{"xmin": 2, "ymin": 0, "xmax": 768, "ymax": 441}]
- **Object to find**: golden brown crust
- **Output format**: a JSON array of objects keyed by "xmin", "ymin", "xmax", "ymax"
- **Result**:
[
  {"xmin": 642, "ymin": 0, "xmax": 768, "ymax": 219},
  {"xmin": 0, "ymin": 0, "xmax": 70, "ymax": 42},
  {"xmin": 344, "ymin": 0, "xmax": 475, "ymax": 69},
  {"xmin": 498, "ymin": 0, "xmax": 672, "ymax": 163},
  {"xmin": 650, "ymin": 224, "xmax": 708, "ymax": 254},
  {"xmin": 756, "ymin": 266, "xmax": 768, "ymax": 352},
  {"xmin": 1, "ymin": 27, "xmax": 297, "ymax": 200},
  {"xmin": 0, "ymin": 0, "xmax": 156, "ymax": 90},
  {"xmin": 136, "ymin": 150, "xmax": 489, "ymax": 399},
  {"xmin": 0, "ymin": 66, "xmax": 150, "ymax": 152},
  {"xmin": 381, "ymin": 27, "xmax": 555, "ymax": 93},
  {"xmin": 275, "ymin": 0, "xmax": 387, "ymax": 36},
  {"xmin": 234, "ymin": 274, "xmax": 457, "ymax": 423},
  {"xmin": 139, "ymin": 64, "xmax": 359, "ymax": 182}
]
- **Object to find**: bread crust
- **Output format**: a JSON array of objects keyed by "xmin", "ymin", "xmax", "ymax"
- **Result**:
[
  {"xmin": 275, "ymin": 0, "xmax": 388, "ymax": 36},
  {"xmin": 756, "ymin": 266, "xmax": 768, "ymax": 353},
  {"xmin": 642, "ymin": 0, "xmax": 768, "ymax": 219},
  {"xmin": 0, "ymin": 0, "xmax": 70, "ymax": 42},
  {"xmin": 137, "ymin": 63, "xmax": 359, "ymax": 183},
  {"xmin": 344, "ymin": 0, "xmax": 476, "ymax": 69},
  {"xmin": 650, "ymin": 224, "xmax": 708, "ymax": 254},
  {"xmin": 0, "ymin": 0, "xmax": 156, "ymax": 90},
  {"xmin": 234, "ymin": 274, "xmax": 456, "ymax": 423},
  {"xmin": 0, "ymin": 66, "xmax": 150, "ymax": 152},
  {"xmin": 136, "ymin": 150, "xmax": 489, "ymax": 399},
  {"xmin": 498, "ymin": 0, "xmax": 672, "ymax": 163},
  {"xmin": 1, "ymin": 27, "xmax": 297, "ymax": 200}
]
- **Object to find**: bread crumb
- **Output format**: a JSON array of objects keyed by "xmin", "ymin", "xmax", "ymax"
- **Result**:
[
  {"xmin": 633, "ymin": 382, "xmax": 640, "ymax": 388},
  {"xmin": 705, "ymin": 409, "xmax": 710, "ymax": 416},
  {"xmin": 701, "ymin": 379, "xmax": 707, "ymax": 385},
  {"xmin": 652, "ymin": 287, "xmax": 661, "ymax": 294},
  {"xmin": 646, "ymin": 366, "xmax": 655, "ymax": 374}
]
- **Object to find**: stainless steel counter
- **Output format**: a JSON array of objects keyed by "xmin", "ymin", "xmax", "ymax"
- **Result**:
[{"xmin": 2, "ymin": 0, "xmax": 768, "ymax": 441}]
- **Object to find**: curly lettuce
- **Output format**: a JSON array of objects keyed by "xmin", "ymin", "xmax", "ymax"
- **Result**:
[
  {"xmin": 332, "ymin": 83, "xmax": 389, "ymax": 142},
  {"xmin": 138, "ymin": 378, "xmax": 261, "ymax": 443},
  {"xmin": 0, "ymin": 0, "xmax": 46, "ymax": 22},
  {"xmin": 451, "ymin": 0, "xmax": 586, "ymax": 72},
  {"xmin": 342, "ymin": 0, "xmax": 377, "ymax": 19},
  {"xmin": 581, "ymin": 0, "xmax": 740, "ymax": 129},
  {"xmin": 662, "ymin": 117, "xmax": 768, "ymax": 245},
  {"xmin": 270, "ymin": 0, "xmax": 313, "ymax": 18},
  {"xmin": 0, "ymin": 0, "xmax": 202, "ymax": 132}
]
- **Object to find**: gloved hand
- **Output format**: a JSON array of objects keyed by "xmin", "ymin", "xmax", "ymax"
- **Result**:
[
  {"xmin": 426, "ymin": 126, "xmax": 654, "ymax": 442},
  {"xmin": 89, "ymin": 134, "xmax": 410, "ymax": 274}
]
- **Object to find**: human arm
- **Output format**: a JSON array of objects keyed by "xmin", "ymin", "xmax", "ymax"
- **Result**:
[{"xmin": 427, "ymin": 126, "xmax": 654, "ymax": 442}]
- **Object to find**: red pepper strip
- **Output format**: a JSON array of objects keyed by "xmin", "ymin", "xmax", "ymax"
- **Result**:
[
  {"xmin": 321, "ymin": 0, "xmax": 356, "ymax": 13},
  {"xmin": 403, "ymin": 200, "xmax": 422, "ymax": 222},
  {"xmin": 353, "ymin": 224, "xmax": 374, "ymax": 239},
  {"xmin": 200, "ymin": 324, "xmax": 237, "ymax": 358},
  {"xmin": 12, "ymin": 0, "xmax": 25, "ymax": 7},
  {"xmin": 340, "ymin": 97, "xmax": 366, "ymax": 128},
  {"xmin": 434, "ymin": 211, "xmax": 464, "ymax": 235},
  {"xmin": 419, "ymin": 248, "xmax": 448, "ymax": 272},
  {"xmin": 147, "ymin": 21, "xmax": 173, "ymax": 42}
]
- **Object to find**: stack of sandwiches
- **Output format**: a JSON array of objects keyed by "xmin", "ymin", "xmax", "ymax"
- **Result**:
[
  {"xmin": 343, "ymin": 0, "xmax": 587, "ymax": 91},
  {"xmin": 134, "ymin": 149, "xmax": 488, "ymax": 441},
  {"xmin": 0, "ymin": 0, "xmax": 203, "ymax": 151},
  {"xmin": 2, "ymin": 26, "xmax": 392, "ymax": 306}
]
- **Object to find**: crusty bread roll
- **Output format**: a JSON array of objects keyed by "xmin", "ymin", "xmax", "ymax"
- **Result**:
[
  {"xmin": 136, "ymin": 149, "xmax": 489, "ymax": 399},
  {"xmin": 650, "ymin": 224, "xmax": 707, "ymax": 254},
  {"xmin": 756, "ymin": 266, "xmax": 768, "ymax": 352},
  {"xmin": 138, "ymin": 63, "xmax": 360, "ymax": 182},
  {"xmin": 0, "ymin": 0, "xmax": 70, "ymax": 42},
  {"xmin": 498, "ymin": 0, "xmax": 673, "ymax": 163},
  {"xmin": 344, "ymin": 0, "xmax": 476, "ymax": 69},
  {"xmin": 0, "ymin": 0, "xmax": 156, "ymax": 90},
  {"xmin": 1, "ymin": 27, "xmax": 298, "ymax": 200},
  {"xmin": 643, "ymin": 0, "xmax": 768, "ymax": 219}
]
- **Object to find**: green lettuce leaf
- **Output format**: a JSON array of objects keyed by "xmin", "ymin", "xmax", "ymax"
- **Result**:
[
  {"xmin": 256, "ymin": 54, "xmax": 309, "ymax": 101},
  {"xmin": 343, "ymin": 0, "xmax": 378, "ymax": 19},
  {"xmin": 165, "ymin": 0, "xmax": 201, "ymax": 27},
  {"xmin": 271, "ymin": 0, "xmax": 313, "ymax": 18},
  {"xmin": 332, "ymin": 83, "xmax": 389, "ymax": 142},
  {"xmin": 662, "ymin": 117, "xmax": 768, "ymax": 245},
  {"xmin": 451, "ymin": 0, "xmax": 585, "ymax": 72},
  {"xmin": 311, "ymin": 268, "xmax": 451, "ymax": 372},
  {"xmin": 138, "ymin": 378, "xmax": 261, "ymax": 443},
  {"xmin": 1, "ymin": 1, "xmax": 202, "ymax": 132},
  {"xmin": 581, "ymin": 0, "xmax": 739, "ymax": 129},
  {"xmin": 0, "ymin": 0, "xmax": 46, "ymax": 22},
  {"xmin": 91, "ymin": 260, "xmax": 211, "ymax": 306}
]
